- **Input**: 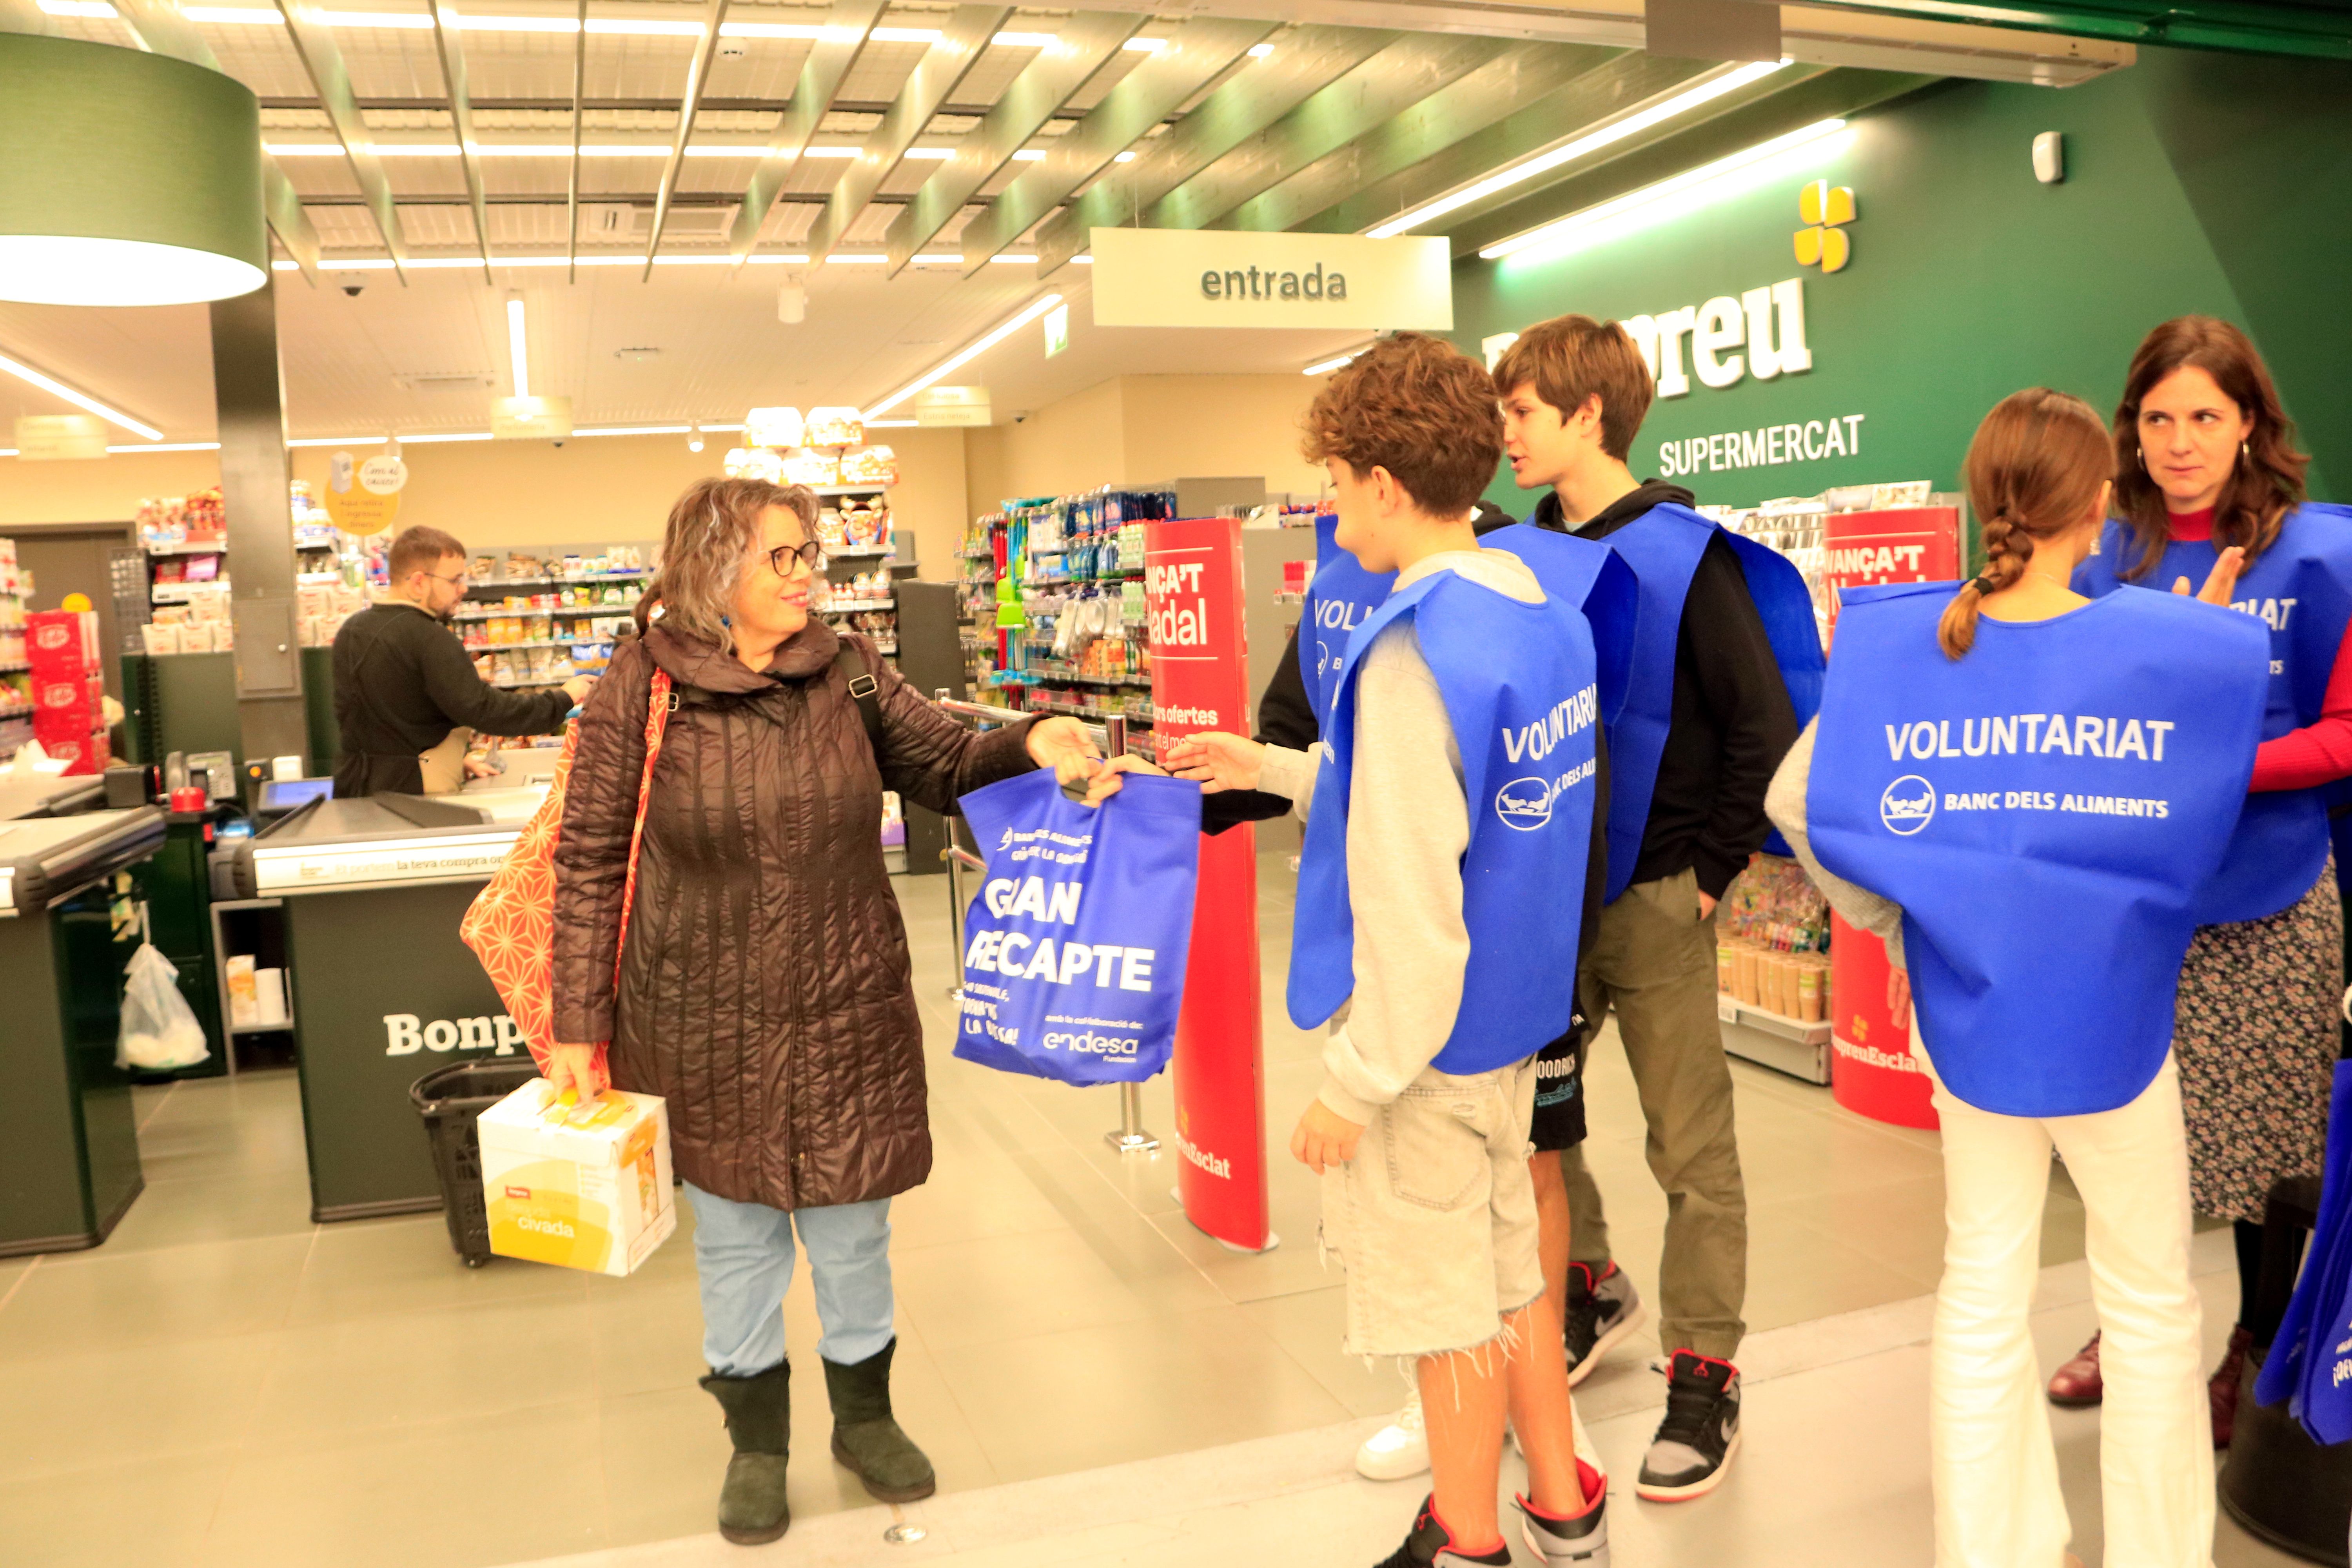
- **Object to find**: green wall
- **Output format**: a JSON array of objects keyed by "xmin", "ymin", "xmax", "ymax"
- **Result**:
[{"xmin": 1455, "ymin": 46, "xmax": 2351, "ymax": 515}]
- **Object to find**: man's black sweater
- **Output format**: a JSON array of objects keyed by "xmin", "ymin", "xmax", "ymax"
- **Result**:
[
  {"xmin": 330, "ymin": 601, "xmax": 576, "ymax": 797},
  {"xmin": 1532, "ymin": 481, "xmax": 1798, "ymax": 900}
]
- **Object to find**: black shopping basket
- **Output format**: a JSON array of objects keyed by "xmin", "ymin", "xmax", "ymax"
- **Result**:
[{"xmin": 409, "ymin": 1059, "xmax": 541, "ymax": 1266}]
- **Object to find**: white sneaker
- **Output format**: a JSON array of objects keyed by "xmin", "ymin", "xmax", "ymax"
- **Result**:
[{"xmin": 1355, "ymin": 1388, "xmax": 1430, "ymax": 1481}]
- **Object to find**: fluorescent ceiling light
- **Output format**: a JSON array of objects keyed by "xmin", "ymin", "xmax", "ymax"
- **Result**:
[
  {"xmin": 1122, "ymin": 36, "xmax": 1164, "ymax": 51},
  {"xmin": 0, "ymin": 349, "xmax": 165, "ymax": 439},
  {"xmin": 117, "ymin": 442, "xmax": 220, "ymax": 452},
  {"xmin": 272, "ymin": 253, "xmax": 818, "ymax": 270},
  {"xmin": 308, "ymin": 9, "xmax": 432, "ymax": 26},
  {"xmin": 1480, "ymin": 118, "xmax": 1851, "ymax": 261},
  {"xmin": 1367, "ymin": 60, "xmax": 1791, "ymax": 239},
  {"xmin": 863, "ymin": 292, "xmax": 1063, "ymax": 419},
  {"xmin": 36, "ymin": 1, "xmax": 118, "ymax": 15},
  {"xmin": 179, "ymin": 7, "xmax": 285, "ymax": 20},
  {"xmin": 1247, "ymin": 42, "xmax": 1273, "ymax": 57},
  {"xmin": 1302, "ymin": 350, "xmax": 1361, "ymax": 376},
  {"xmin": 287, "ymin": 435, "xmax": 388, "ymax": 447},
  {"xmin": 1069, "ymin": 254, "xmax": 1093, "ymax": 264},
  {"xmin": 802, "ymin": 146, "xmax": 860, "ymax": 158},
  {"xmin": 505, "ymin": 295, "xmax": 530, "ymax": 398},
  {"xmin": 1009, "ymin": 149, "xmax": 1045, "ymax": 162},
  {"xmin": 870, "ymin": 26, "xmax": 940, "ymax": 42},
  {"xmin": 993, "ymin": 30, "xmax": 1055, "ymax": 46},
  {"xmin": 1112, "ymin": 151, "xmax": 1136, "ymax": 163},
  {"xmin": 903, "ymin": 147, "xmax": 955, "ymax": 160},
  {"xmin": 400, "ymin": 431, "xmax": 496, "ymax": 443}
]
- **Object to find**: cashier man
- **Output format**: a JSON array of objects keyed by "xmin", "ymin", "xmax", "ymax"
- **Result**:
[{"xmin": 330, "ymin": 524, "xmax": 593, "ymax": 797}]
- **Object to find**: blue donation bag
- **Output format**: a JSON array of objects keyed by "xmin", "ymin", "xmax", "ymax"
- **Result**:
[
  {"xmin": 1600, "ymin": 503, "xmax": 1824, "ymax": 898},
  {"xmin": 2254, "ymin": 1062, "xmax": 2352, "ymax": 1441},
  {"xmin": 951, "ymin": 769, "xmax": 1203, "ymax": 1086},
  {"xmin": 2075, "ymin": 503, "xmax": 2352, "ymax": 923},
  {"xmin": 1809, "ymin": 582, "xmax": 2268, "ymax": 1117},
  {"xmin": 1289, "ymin": 567, "xmax": 1602, "ymax": 1074}
]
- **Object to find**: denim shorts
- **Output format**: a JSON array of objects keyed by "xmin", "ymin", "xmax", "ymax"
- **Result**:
[{"xmin": 1321, "ymin": 1058, "xmax": 1544, "ymax": 1360}]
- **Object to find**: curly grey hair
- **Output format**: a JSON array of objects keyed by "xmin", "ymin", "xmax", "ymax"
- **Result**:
[{"xmin": 639, "ymin": 476, "xmax": 819, "ymax": 651}]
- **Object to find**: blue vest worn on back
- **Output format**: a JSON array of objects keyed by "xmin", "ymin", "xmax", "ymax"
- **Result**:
[
  {"xmin": 1598, "ymin": 503, "xmax": 1825, "ymax": 901},
  {"xmin": 2254, "ymin": 1061, "xmax": 2352, "ymax": 1441},
  {"xmin": 1289, "ymin": 567, "xmax": 1601, "ymax": 1074},
  {"xmin": 2075, "ymin": 503, "xmax": 2352, "ymax": 922},
  {"xmin": 1305, "ymin": 513, "xmax": 1636, "ymax": 731},
  {"xmin": 1810, "ymin": 582, "xmax": 2269, "ymax": 1117}
]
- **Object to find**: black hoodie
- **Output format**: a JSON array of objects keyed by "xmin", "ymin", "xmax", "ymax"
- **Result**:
[{"xmin": 1530, "ymin": 481, "xmax": 1797, "ymax": 900}]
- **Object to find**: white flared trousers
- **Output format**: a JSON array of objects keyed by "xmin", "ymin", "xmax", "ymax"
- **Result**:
[{"xmin": 1924, "ymin": 1051, "xmax": 2214, "ymax": 1568}]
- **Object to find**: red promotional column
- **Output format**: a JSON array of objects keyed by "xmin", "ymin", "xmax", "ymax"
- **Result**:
[
  {"xmin": 1146, "ymin": 515, "xmax": 1271, "ymax": 1252},
  {"xmin": 1822, "ymin": 505, "xmax": 1960, "ymax": 1129}
]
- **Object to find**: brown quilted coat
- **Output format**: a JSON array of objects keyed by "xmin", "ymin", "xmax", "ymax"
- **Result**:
[{"xmin": 550, "ymin": 619, "xmax": 1034, "ymax": 1210}]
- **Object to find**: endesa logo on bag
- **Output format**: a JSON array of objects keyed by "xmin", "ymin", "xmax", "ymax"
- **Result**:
[{"xmin": 951, "ymin": 769, "xmax": 1204, "ymax": 1087}]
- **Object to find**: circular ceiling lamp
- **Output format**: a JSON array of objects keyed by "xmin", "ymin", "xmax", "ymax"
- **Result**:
[{"xmin": 0, "ymin": 33, "xmax": 269, "ymax": 307}]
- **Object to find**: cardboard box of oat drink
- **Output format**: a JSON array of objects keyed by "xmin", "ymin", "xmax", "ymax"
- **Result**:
[{"xmin": 478, "ymin": 1080, "xmax": 675, "ymax": 1275}]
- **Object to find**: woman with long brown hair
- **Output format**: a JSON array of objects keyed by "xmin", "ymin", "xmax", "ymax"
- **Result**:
[
  {"xmin": 2050, "ymin": 318, "xmax": 2352, "ymax": 1446},
  {"xmin": 1768, "ymin": 388, "xmax": 2270, "ymax": 1566}
]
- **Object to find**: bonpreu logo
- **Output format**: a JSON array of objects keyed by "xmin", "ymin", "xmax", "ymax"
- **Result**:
[{"xmin": 1880, "ymin": 775, "xmax": 1936, "ymax": 836}]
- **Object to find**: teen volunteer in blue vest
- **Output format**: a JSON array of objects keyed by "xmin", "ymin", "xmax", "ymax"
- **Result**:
[
  {"xmin": 1769, "ymin": 387, "xmax": 2270, "ymax": 1568},
  {"xmin": 1250, "ymin": 499, "xmax": 1633, "ymax": 1488},
  {"xmin": 2050, "ymin": 317, "xmax": 2352, "ymax": 1446},
  {"xmin": 1168, "ymin": 334, "xmax": 1608, "ymax": 1568},
  {"xmin": 1493, "ymin": 314, "xmax": 1820, "ymax": 1501}
]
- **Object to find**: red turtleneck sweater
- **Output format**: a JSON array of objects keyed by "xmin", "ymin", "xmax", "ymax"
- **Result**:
[{"xmin": 2163, "ymin": 508, "xmax": 2352, "ymax": 791}]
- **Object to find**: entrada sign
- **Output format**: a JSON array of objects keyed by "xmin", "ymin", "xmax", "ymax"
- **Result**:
[{"xmin": 1090, "ymin": 227, "xmax": 1450, "ymax": 330}]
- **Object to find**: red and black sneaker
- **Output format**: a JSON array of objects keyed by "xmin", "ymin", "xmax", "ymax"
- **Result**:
[
  {"xmin": 1516, "ymin": 1458, "xmax": 1611, "ymax": 1564},
  {"xmin": 1636, "ymin": 1350, "xmax": 1741, "ymax": 1502},
  {"xmin": 1373, "ymin": 1497, "xmax": 1512, "ymax": 1568}
]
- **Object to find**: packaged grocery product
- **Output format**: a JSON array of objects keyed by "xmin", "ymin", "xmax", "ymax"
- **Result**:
[
  {"xmin": 841, "ymin": 445, "xmax": 897, "ymax": 485},
  {"xmin": 745, "ymin": 406, "xmax": 804, "ymax": 449},
  {"xmin": 804, "ymin": 406, "xmax": 863, "ymax": 447},
  {"xmin": 477, "ymin": 1079, "xmax": 675, "ymax": 1275},
  {"xmin": 139, "ymin": 622, "xmax": 181, "ymax": 655},
  {"xmin": 225, "ymin": 953, "xmax": 258, "ymax": 1025},
  {"xmin": 781, "ymin": 448, "xmax": 838, "ymax": 487}
]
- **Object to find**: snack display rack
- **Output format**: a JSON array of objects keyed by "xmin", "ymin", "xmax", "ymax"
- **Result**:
[
  {"xmin": 132, "ymin": 484, "xmax": 365, "ymax": 656},
  {"xmin": 724, "ymin": 407, "xmax": 907, "ymax": 668},
  {"xmin": 455, "ymin": 543, "xmax": 652, "ymax": 699}
]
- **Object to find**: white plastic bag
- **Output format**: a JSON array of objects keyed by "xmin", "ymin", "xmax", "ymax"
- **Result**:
[{"xmin": 118, "ymin": 943, "xmax": 211, "ymax": 1070}]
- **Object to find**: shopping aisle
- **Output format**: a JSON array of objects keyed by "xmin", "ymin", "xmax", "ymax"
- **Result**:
[{"xmin": 0, "ymin": 852, "xmax": 2173, "ymax": 1567}]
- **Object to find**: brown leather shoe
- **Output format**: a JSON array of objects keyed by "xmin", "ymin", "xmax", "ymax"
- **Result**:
[
  {"xmin": 2047, "ymin": 1331, "xmax": 2103, "ymax": 1407},
  {"xmin": 2210, "ymin": 1324, "xmax": 2254, "ymax": 1450}
]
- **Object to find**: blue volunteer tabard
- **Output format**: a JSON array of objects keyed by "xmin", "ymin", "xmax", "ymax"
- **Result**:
[
  {"xmin": 2254, "ymin": 1061, "xmax": 2352, "ymax": 1440},
  {"xmin": 1599, "ymin": 503, "xmax": 1825, "ymax": 900},
  {"xmin": 1288, "ymin": 566, "xmax": 1602, "ymax": 1073},
  {"xmin": 1303, "ymin": 512, "xmax": 1636, "ymax": 731},
  {"xmin": 951, "ymin": 769, "xmax": 1203, "ymax": 1086},
  {"xmin": 1809, "ymin": 582, "xmax": 2269, "ymax": 1118},
  {"xmin": 2075, "ymin": 503, "xmax": 2352, "ymax": 921}
]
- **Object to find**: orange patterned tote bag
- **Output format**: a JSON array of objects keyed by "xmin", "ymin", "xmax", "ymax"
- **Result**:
[{"xmin": 460, "ymin": 670, "xmax": 673, "ymax": 1071}]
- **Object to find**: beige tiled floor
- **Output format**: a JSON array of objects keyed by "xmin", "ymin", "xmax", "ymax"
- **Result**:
[{"xmin": 0, "ymin": 851, "xmax": 2276, "ymax": 1566}]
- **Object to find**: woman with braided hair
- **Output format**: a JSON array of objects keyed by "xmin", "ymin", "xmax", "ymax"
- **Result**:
[
  {"xmin": 2052, "ymin": 318, "xmax": 2352, "ymax": 1448},
  {"xmin": 1768, "ymin": 387, "xmax": 2271, "ymax": 1566}
]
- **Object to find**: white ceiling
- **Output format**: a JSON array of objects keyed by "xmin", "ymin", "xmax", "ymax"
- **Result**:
[{"xmin": 0, "ymin": 265, "xmax": 1365, "ymax": 441}]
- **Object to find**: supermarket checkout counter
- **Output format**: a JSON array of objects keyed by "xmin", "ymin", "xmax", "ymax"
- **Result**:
[
  {"xmin": 0, "ymin": 768, "xmax": 106, "ymax": 821},
  {"xmin": 0, "ymin": 807, "xmax": 168, "ymax": 1254},
  {"xmin": 226, "ymin": 776, "xmax": 548, "ymax": 1220}
]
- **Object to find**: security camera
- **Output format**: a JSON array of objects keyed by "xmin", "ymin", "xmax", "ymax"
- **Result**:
[
  {"xmin": 342, "ymin": 284, "xmax": 365, "ymax": 298},
  {"xmin": 1012, "ymin": 410, "xmax": 1031, "ymax": 423},
  {"xmin": 551, "ymin": 438, "xmax": 566, "ymax": 449}
]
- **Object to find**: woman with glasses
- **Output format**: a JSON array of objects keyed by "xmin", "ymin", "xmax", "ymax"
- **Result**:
[{"xmin": 547, "ymin": 477, "xmax": 1118, "ymax": 1545}]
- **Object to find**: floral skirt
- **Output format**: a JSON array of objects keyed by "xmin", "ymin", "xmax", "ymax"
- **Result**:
[{"xmin": 2175, "ymin": 857, "xmax": 2343, "ymax": 1221}]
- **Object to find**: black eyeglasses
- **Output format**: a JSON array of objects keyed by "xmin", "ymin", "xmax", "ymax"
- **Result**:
[{"xmin": 768, "ymin": 539, "xmax": 825, "ymax": 577}]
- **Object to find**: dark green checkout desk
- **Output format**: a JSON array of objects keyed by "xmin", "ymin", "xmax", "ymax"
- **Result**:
[
  {"xmin": 0, "ymin": 807, "xmax": 169, "ymax": 1255},
  {"xmin": 225, "ymin": 779, "xmax": 551, "ymax": 1220}
]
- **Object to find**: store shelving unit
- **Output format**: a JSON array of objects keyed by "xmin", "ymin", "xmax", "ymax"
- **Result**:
[
  {"xmin": 456, "ymin": 541, "xmax": 652, "ymax": 696},
  {"xmin": 0, "ymin": 537, "xmax": 31, "ymax": 755},
  {"xmin": 812, "ymin": 482, "xmax": 904, "ymax": 662}
]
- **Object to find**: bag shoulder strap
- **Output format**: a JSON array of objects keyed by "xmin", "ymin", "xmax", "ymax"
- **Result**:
[
  {"xmin": 616, "ymin": 665, "xmax": 674, "ymax": 964},
  {"xmin": 833, "ymin": 640, "xmax": 885, "ymax": 757}
]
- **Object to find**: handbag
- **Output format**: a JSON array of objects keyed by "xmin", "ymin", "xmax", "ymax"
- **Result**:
[{"xmin": 461, "ymin": 665, "xmax": 674, "ymax": 1073}]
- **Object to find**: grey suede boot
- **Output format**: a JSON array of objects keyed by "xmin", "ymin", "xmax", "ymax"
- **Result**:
[
  {"xmin": 699, "ymin": 1361, "xmax": 791, "ymax": 1545},
  {"xmin": 822, "ymin": 1339, "xmax": 936, "ymax": 1503}
]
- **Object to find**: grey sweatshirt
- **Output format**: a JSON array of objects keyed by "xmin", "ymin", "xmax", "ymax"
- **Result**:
[
  {"xmin": 1762, "ymin": 719, "xmax": 1908, "ymax": 971},
  {"xmin": 1249, "ymin": 547, "xmax": 1548, "ymax": 1123}
]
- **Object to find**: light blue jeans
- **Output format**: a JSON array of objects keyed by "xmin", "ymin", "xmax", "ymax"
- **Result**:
[{"xmin": 683, "ymin": 1182, "xmax": 897, "ymax": 1377}]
